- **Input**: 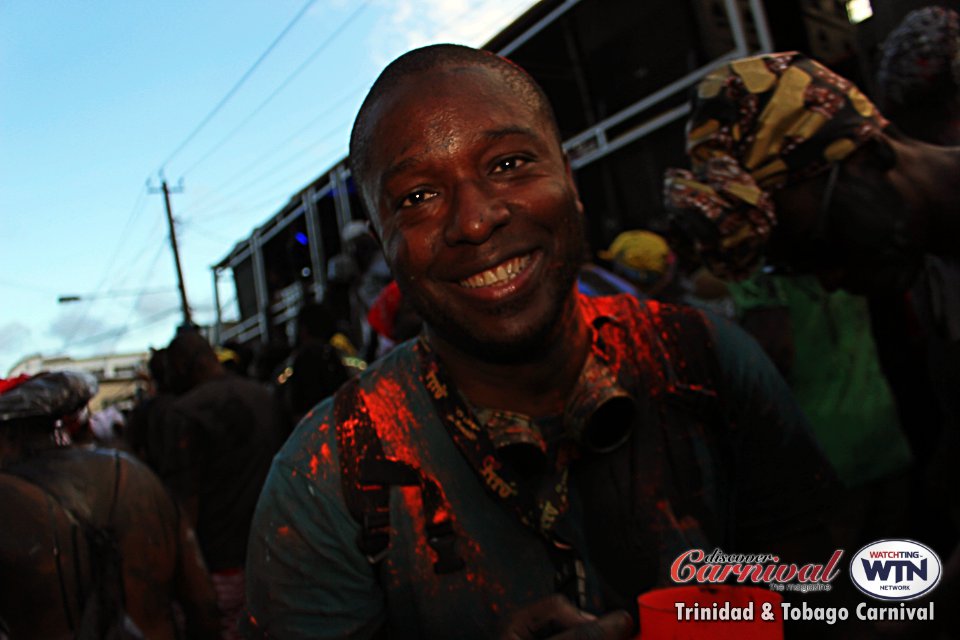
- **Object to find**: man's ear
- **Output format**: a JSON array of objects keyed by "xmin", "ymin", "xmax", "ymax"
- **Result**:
[
  {"xmin": 563, "ymin": 152, "xmax": 585, "ymax": 216},
  {"xmin": 365, "ymin": 218, "xmax": 384, "ymax": 252}
]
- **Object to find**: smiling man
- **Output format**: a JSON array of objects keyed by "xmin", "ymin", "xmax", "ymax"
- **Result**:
[{"xmin": 243, "ymin": 45, "xmax": 836, "ymax": 640}]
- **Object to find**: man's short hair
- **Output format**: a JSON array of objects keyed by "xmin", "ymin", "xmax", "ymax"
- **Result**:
[{"xmin": 348, "ymin": 44, "xmax": 560, "ymax": 212}]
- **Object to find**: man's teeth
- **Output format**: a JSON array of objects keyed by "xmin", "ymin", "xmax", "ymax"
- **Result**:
[{"xmin": 460, "ymin": 255, "xmax": 532, "ymax": 289}]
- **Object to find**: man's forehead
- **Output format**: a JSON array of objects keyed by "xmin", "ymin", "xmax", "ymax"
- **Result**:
[
  {"xmin": 369, "ymin": 63, "xmax": 512, "ymax": 120},
  {"xmin": 365, "ymin": 64, "xmax": 541, "ymax": 156}
]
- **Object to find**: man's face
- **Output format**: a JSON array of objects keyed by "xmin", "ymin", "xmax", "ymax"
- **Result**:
[
  {"xmin": 767, "ymin": 159, "xmax": 922, "ymax": 294},
  {"xmin": 359, "ymin": 63, "xmax": 585, "ymax": 362}
]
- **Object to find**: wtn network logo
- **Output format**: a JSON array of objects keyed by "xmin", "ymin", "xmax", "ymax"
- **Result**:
[{"xmin": 849, "ymin": 540, "xmax": 942, "ymax": 601}]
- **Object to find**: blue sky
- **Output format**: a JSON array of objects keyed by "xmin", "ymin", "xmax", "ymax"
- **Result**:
[{"xmin": 0, "ymin": 0, "xmax": 540, "ymax": 374}]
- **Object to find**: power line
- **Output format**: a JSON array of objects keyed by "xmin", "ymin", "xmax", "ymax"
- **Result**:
[
  {"xmin": 180, "ymin": 79, "xmax": 366, "ymax": 182},
  {"xmin": 177, "ymin": 93, "xmax": 361, "ymax": 216},
  {"xmin": 106, "ymin": 243, "xmax": 171, "ymax": 353},
  {"xmin": 177, "ymin": 0, "xmax": 507, "ymax": 209},
  {"xmin": 157, "ymin": 0, "xmax": 321, "ymax": 172},
  {"xmin": 177, "ymin": 0, "xmax": 505, "ymax": 215},
  {"xmin": 70, "ymin": 306, "xmax": 183, "ymax": 349},
  {"xmin": 172, "ymin": 1, "xmax": 371, "ymax": 177},
  {"xmin": 60, "ymin": 183, "xmax": 150, "ymax": 349},
  {"xmin": 183, "ymin": 117, "xmax": 352, "ymax": 220}
]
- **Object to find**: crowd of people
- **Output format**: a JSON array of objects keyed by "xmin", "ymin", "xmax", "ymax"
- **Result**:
[{"xmin": 2, "ymin": 6, "xmax": 960, "ymax": 639}]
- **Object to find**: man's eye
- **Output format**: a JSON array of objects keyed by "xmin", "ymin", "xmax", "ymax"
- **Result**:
[
  {"xmin": 491, "ymin": 156, "xmax": 529, "ymax": 173},
  {"xmin": 398, "ymin": 190, "xmax": 437, "ymax": 209}
]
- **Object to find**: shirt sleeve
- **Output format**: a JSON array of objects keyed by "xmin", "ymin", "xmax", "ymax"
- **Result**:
[
  {"xmin": 243, "ymin": 421, "xmax": 386, "ymax": 640},
  {"xmin": 705, "ymin": 312, "xmax": 839, "ymax": 553}
]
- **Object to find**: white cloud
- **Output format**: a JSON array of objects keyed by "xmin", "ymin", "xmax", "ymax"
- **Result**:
[
  {"xmin": 368, "ymin": 0, "xmax": 537, "ymax": 68},
  {"xmin": 133, "ymin": 291, "xmax": 181, "ymax": 320},
  {"xmin": 47, "ymin": 310, "xmax": 122, "ymax": 345}
]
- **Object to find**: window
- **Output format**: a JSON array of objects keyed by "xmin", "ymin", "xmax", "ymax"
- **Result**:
[{"xmin": 845, "ymin": 0, "xmax": 872, "ymax": 24}]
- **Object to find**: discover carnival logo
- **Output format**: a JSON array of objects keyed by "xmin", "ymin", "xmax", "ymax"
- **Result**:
[
  {"xmin": 849, "ymin": 539, "xmax": 942, "ymax": 601},
  {"xmin": 670, "ymin": 548, "xmax": 843, "ymax": 593}
]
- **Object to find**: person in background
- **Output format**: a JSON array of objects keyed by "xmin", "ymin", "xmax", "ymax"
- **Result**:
[
  {"xmin": 366, "ymin": 280, "xmax": 423, "ymax": 359},
  {"xmin": 664, "ymin": 51, "xmax": 960, "ymax": 635},
  {"xmin": 597, "ymin": 229, "xmax": 737, "ymax": 318},
  {"xmin": 343, "ymin": 219, "xmax": 395, "ymax": 360},
  {"xmin": 877, "ymin": 6, "xmax": 960, "ymax": 147},
  {"xmin": 273, "ymin": 302, "xmax": 351, "ymax": 433},
  {"xmin": 874, "ymin": 6, "xmax": 960, "ymax": 556},
  {"xmin": 727, "ymin": 271, "xmax": 913, "ymax": 549},
  {"xmin": 0, "ymin": 371, "xmax": 220, "ymax": 639},
  {"xmin": 161, "ymin": 329, "xmax": 285, "ymax": 640},
  {"xmin": 125, "ymin": 347, "xmax": 178, "ymax": 477},
  {"xmin": 597, "ymin": 230, "xmax": 676, "ymax": 298},
  {"xmin": 244, "ymin": 43, "xmax": 837, "ymax": 640}
]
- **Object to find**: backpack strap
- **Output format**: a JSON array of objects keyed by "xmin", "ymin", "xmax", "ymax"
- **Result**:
[
  {"xmin": 3, "ymin": 456, "xmax": 141, "ymax": 639},
  {"xmin": 333, "ymin": 378, "xmax": 464, "ymax": 574}
]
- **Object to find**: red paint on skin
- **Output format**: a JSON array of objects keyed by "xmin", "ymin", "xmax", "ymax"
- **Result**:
[
  {"xmin": 309, "ymin": 454, "xmax": 320, "ymax": 478},
  {"xmin": 277, "ymin": 525, "xmax": 290, "ymax": 536},
  {"xmin": 320, "ymin": 442, "xmax": 332, "ymax": 463}
]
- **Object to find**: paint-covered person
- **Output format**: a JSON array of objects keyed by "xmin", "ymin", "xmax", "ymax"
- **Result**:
[
  {"xmin": 244, "ymin": 44, "xmax": 836, "ymax": 640},
  {"xmin": 0, "ymin": 371, "xmax": 220, "ymax": 639},
  {"xmin": 877, "ymin": 6, "xmax": 960, "ymax": 147}
]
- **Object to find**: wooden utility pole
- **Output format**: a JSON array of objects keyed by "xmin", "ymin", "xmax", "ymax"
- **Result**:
[{"xmin": 149, "ymin": 175, "xmax": 192, "ymax": 328}]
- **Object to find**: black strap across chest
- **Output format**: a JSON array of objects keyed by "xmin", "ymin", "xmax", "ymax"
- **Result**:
[{"xmin": 334, "ymin": 377, "xmax": 464, "ymax": 574}]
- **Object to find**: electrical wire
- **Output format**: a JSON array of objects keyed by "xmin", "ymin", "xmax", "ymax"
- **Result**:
[
  {"xmin": 184, "ymin": 117, "xmax": 351, "ymax": 221},
  {"xmin": 60, "ymin": 183, "xmax": 150, "ymax": 349},
  {"xmin": 157, "ymin": 0, "xmax": 321, "ymax": 173},
  {"xmin": 176, "ymin": 0, "xmax": 504, "ymax": 217},
  {"xmin": 173, "ymin": 1, "xmax": 371, "ymax": 177},
  {"xmin": 177, "ymin": 85, "xmax": 366, "ymax": 213}
]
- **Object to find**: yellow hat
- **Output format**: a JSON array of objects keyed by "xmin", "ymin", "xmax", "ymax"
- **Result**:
[{"xmin": 598, "ymin": 230, "xmax": 672, "ymax": 275}]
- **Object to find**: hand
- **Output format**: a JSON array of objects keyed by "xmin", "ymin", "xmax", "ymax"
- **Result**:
[{"xmin": 499, "ymin": 594, "xmax": 634, "ymax": 640}]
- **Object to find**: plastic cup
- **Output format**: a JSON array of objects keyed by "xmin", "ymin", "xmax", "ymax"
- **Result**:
[{"xmin": 636, "ymin": 585, "xmax": 783, "ymax": 639}]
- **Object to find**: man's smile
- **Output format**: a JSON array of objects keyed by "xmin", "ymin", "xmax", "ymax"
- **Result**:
[{"xmin": 458, "ymin": 253, "xmax": 533, "ymax": 289}]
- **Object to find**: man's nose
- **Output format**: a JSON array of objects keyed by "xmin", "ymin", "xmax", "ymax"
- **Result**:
[{"xmin": 444, "ymin": 180, "xmax": 511, "ymax": 245}]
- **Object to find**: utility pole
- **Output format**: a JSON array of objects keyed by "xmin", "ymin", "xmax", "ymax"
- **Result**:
[{"xmin": 149, "ymin": 174, "xmax": 193, "ymax": 328}]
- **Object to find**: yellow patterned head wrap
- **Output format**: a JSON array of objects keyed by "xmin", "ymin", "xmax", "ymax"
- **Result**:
[{"xmin": 663, "ymin": 51, "xmax": 888, "ymax": 279}]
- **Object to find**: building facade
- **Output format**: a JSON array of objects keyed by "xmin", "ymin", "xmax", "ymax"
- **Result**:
[{"xmin": 7, "ymin": 352, "xmax": 148, "ymax": 412}]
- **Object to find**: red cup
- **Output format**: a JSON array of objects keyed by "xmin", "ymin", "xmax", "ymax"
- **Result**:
[{"xmin": 636, "ymin": 585, "xmax": 783, "ymax": 639}]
